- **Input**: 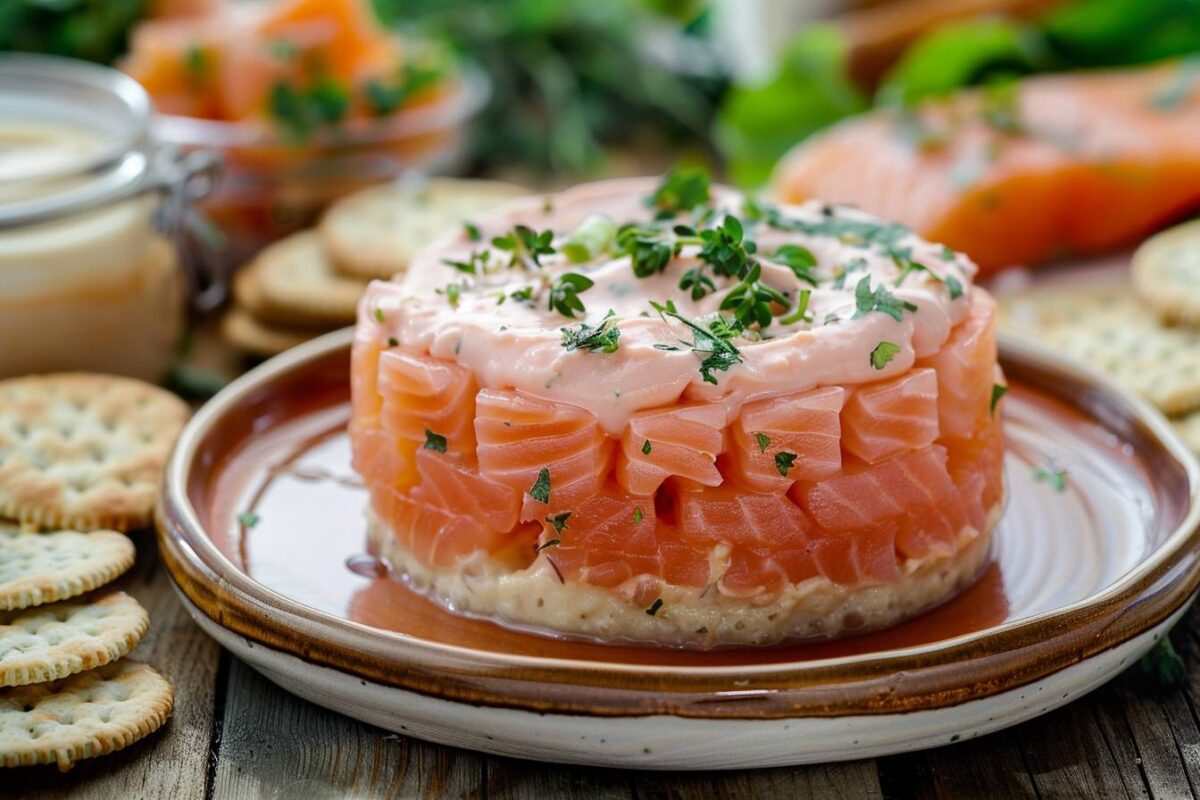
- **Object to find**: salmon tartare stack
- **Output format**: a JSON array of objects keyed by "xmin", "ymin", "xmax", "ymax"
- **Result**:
[{"xmin": 349, "ymin": 171, "xmax": 1006, "ymax": 647}]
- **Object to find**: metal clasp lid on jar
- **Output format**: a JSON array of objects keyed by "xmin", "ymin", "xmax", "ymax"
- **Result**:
[{"xmin": 0, "ymin": 54, "xmax": 223, "ymax": 308}]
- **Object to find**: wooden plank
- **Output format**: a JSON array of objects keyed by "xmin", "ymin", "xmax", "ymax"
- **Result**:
[
  {"xmin": 633, "ymin": 761, "xmax": 882, "ymax": 800},
  {"xmin": 877, "ymin": 732, "xmax": 1037, "ymax": 799},
  {"xmin": 484, "ymin": 757, "xmax": 631, "ymax": 800},
  {"xmin": 5, "ymin": 528, "xmax": 222, "ymax": 799},
  {"xmin": 1017, "ymin": 696, "xmax": 1140, "ymax": 798},
  {"xmin": 210, "ymin": 656, "xmax": 484, "ymax": 799}
]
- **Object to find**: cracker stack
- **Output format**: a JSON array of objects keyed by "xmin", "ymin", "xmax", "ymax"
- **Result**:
[
  {"xmin": 998, "ymin": 221, "xmax": 1200, "ymax": 452},
  {"xmin": 0, "ymin": 374, "xmax": 186, "ymax": 771},
  {"xmin": 222, "ymin": 177, "xmax": 528, "ymax": 358}
]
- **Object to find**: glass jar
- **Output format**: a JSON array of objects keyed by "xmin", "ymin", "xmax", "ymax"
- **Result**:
[{"xmin": 0, "ymin": 54, "xmax": 217, "ymax": 382}]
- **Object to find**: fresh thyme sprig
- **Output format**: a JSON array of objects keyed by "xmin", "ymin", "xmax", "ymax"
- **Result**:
[
  {"xmin": 852, "ymin": 276, "xmax": 919, "ymax": 322},
  {"xmin": 720, "ymin": 262, "xmax": 788, "ymax": 330},
  {"xmin": 493, "ymin": 225, "xmax": 556, "ymax": 270},
  {"xmin": 547, "ymin": 273, "xmax": 593, "ymax": 318}
]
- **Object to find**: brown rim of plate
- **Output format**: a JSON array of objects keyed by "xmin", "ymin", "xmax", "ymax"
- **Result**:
[{"xmin": 156, "ymin": 329, "xmax": 1200, "ymax": 720}]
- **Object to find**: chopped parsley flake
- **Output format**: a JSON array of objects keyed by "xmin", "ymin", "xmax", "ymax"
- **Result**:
[
  {"xmin": 651, "ymin": 301, "xmax": 744, "ymax": 385},
  {"xmin": 422, "ymin": 429, "xmax": 448, "ymax": 453},
  {"xmin": 373, "ymin": 307, "xmax": 386, "ymax": 323},
  {"xmin": 536, "ymin": 539, "xmax": 561, "ymax": 552},
  {"xmin": 561, "ymin": 316, "xmax": 621, "ymax": 353},
  {"xmin": 442, "ymin": 249, "xmax": 490, "ymax": 275},
  {"xmin": 649, "ymin": 166, "xmax": 711, "ymax": 217},
  {"xmin": 870, "ymin": 341, "xmax": 901, "ymax": 370},
  {"xmin": 464, "ymin": 221, "xmax": 482, "ymax": 242},
  {"xmin": 1033, "ymin": 465, "xmax": 1068, "ymax": 493},
  {"xmin": 645, "ymin": 598, "xmax": 664, "ymax": 616},
  {"xmin": 633, "ymin": 506, "xmax": 644, "ymax": 525},
  {"xmin": 529, "ymin": 468, "xmax": 552, "ymax": 503},
  {"xmin": 548, "ymin": 272, "xmax": 594, "ymax": 318},
  {"xmin": 853, "ymin": 276, "xmax": 919, "ymax": 322},
  {"xmin": 510, "ymin": 286, "xmax": 535, "ymax": 303},
  {"xmin": 754, "ymin": 432, "xmax": 771, "ymax": 453},
  {"xmin": 642, "ymin": 439, "xmax": 652, "ymax": 455},
  {"xmin": 775, "ymin": 451, "xmax": 798, "ymax": 478},
  {"xmin": 237, "ymin": 511, "xmax": 259, "ymax": 528},
  {"xmin": 545, "ymin": 511, "xmax": 571, "ymax": 534},
  {"xmin": 945, "ymin": 275, "xmax": 964, "ymax": 300},
  {"xmin": 991, "ymin": 384, "xmax": 1009, "ymax": 415},
  {"xmin": 386, "ymin": 337, "xmax": 399, "ymax": 347}
]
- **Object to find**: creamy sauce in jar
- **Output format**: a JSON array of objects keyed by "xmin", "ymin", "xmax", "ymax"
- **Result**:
[{"xmin": 360, "ymin": 177, "xmax": 977, "ymax": 433}]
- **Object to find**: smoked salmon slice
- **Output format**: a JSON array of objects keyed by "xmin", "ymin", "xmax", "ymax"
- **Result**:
[
  {"xmin": 725, "ymin": 386, "xmax": 844, "ymax": 493},
  {"xmin": 411, "ymin": 448, "xmax": 520, "ymax": 534},
  {"xmin": 772, "ymin": 63, "xmax": 1200, "ymax": 273},
  {"xmin": 615, "ymin": 404, "xmax": 725, "ymax": 496}
]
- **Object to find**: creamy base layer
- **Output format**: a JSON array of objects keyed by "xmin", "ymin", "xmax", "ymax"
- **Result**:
[{"xmin": 367, "ymin": 504, "xmax": 1002, "ymax": 648}]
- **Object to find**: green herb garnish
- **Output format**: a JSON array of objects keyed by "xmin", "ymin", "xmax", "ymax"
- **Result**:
[
  {"xmin": 510, "ymin": 286, "xmax": 535, "ymax": 303},
  {"xmin": 364, "ymin": 63, "xmax": 441, "ymax": 116},
  {"xmin": 464, "ymin": 222, "xmax": 482, "ymax": 242},
  {"xmin": 373, "ymin": 307, "xmax": 386, "ymax": 323},
  {"xmin": 387, "ymin": 337, "xmax": 399, "ymax": 347},
  {"xmin": 679, "ymin": 267, "xmax": 716, "ymax": 301},
  {"xmin": 562, "ymin": 214, "xmax": 617, "ymax": 263},
  {"xmin": 770, "ymin": 244, "xmax": 819, "ymax": 285},
  {"xmin": 754, "ymin": 432, "xmax": 771, "ymax": 453},
  {"xmin": 650, "ymin": 301, "xmax": 744, "ymax": 385},
  {"xmin": 775, "ymin": 451, "xmax": 798, "ymax": 478},
  {"xmin": 649, "ymin": 166, "xmax": 711, "ymax": 217},
  {"xmin": 442, "ymin": 249, "xmax": 491, "ymax": 276},
  {"xmin": 561, "ymin": 316, "xmax": 621, "ymax": 353},
  {"xmin": 778, "ymin": 289, "xmax": 813, "ymax": 326},
  {"xmin": 870, "ymin": 341, "xmax": 902, "ymax": 370},
  {"xmin": 990, "ymin": 384, "xmax": 1009, "ymax": 415},
  {"xmin": 529, "ymin": 468, "xmax": 551, "ymax": 504},
  {"xmin": 1138, "ymin": 636, "xmax": 1187, "ymax": 687},
  {"xmin": 633, "ymin": 506, "xmax": 644, "ymax": 525},
  {"xmin": 617, "ymin": 224, "xmax": 675, "ymax": 278},
  {"xmin": 1033, "ymin": 465, "xmax": 1068, "ymax": 493},
  {"xmin": 536, "ymin": 539, "xmax": 561, "ymax": 552},
  {"xmin": 945, "ymin": 275, "xmax": 964, "ymax": 300},
  {"xmin": 546, "ymin": 511, "xmax": 571, "ymax": 534},
  {"xmin": 853, "ymin": 276, "xmax": 919, "ymax": 322},
  {"xmin": 548, "ymin": 272, "xmax": 594, "ymax": 318},
  {"xmin": 493, "ymin": 225, "xmax": 556, "ymax": 270},
  {"xmin": 641, "ymin": 439, "xmax": 652, "ymax": 455},
  {"xmin": 238, "ymin": 511, "xmax": 260, "ymax": 528},
  {"xmin": 268, "ymin": 78, "xmax": 349, "ymax": 143},
  {"xmin": 645, "ymin": 598, "xmax": 664, "ymax": 616},
  {"xmin": 422, "ymin": 429, "xmax": 448, "ymax": 453}
]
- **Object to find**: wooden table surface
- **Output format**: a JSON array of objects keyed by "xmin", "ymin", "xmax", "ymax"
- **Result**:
[{"xmin": 5, "ymin": 526, "xmax": 1198, "ymax": 800}]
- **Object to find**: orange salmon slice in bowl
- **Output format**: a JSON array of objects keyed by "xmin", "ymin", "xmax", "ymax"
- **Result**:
[{"xmin": 348, "ymin": 174, "xmax": 1006, "ymax": 647}]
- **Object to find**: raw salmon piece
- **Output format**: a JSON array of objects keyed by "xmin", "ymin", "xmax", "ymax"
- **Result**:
[
  {"xmin": 371, "ymin": 484, "xmax": 512, "ymax": 568},
  {"xmin": 350, "ymin": 335, "xmax": 382, "ymax": 422},
  {"xmin": 917, "ymin": 293, "xmax": 996, "ymax": 440},
  {"xmin": 773, "ymin": 64, "xmax": 1200, "ymax": 273},
  {"xmin": 377, "ymin": 350, "xmax": 477, "ymax": 485},
  {"xmin": 349, "ymin": 422, "xmax": 407, "ymax": 489},
  {"xmin": 121, "ymin": 18, "xmax": 229, "ymax": 118},
  {"xmin": 540, "ymin": 485, "xmax": 677, "ymax": 588},
  {"xmin": 615, "ymin": 404, "xmax": 725, "ymax": 496},
  {"xmin": 411, "ymin": 448, "xmax": 520, "ymax": 534},
  {"xmin": 475, "ymin": 390, "xmax": 610, "ymax": 521},
  {"xmin": 725, "ymin": 386, "xmax": 845, "ymax": 493},
  {"xmin": 945, "ymin": 411, "xmax": 1006, "ymax": 512},
  {"xmin": 810, "ymin": 523, "xmax": 901, "ymax": 586},
  {"xmin": 257, "ymin": 0, "xmax": 392, "ymax": 83},
  {"xmin": 794, "ymin": 445, "xmax": 956, "ymax": 533},
  {"xmin": 841, "ymin": 367, "xmax": 939, "ymax": 463}
]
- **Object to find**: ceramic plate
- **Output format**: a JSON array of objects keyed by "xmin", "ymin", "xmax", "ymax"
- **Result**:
[{"xmin": 157, "ymin": 328, "xmax": 1200, "ymax": 769}]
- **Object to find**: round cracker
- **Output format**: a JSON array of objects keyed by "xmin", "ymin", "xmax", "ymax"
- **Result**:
[
  {"xmin": 0, "ymin": 526, "xmax": 134, "ymax": 611},
  {"xmin": 220, "ymin": 307, "xmax": 320, "ymax": 358},
  {"xmin": 320, "ymin": 178, "xmax": 529, "ymax": 280},
  {"xmin": 244, "ymin": 231, "xmax": 367, "ymax": 327},
  {"xmin": 0, "ymin": 659, "xmax": 172, "ymax": 771},
  {"xmin": 1133, "ymin": 220, "xmax": 1200, "ymax": 327},
  {"xmin": 0, "ymin": 591, "xmax": 148, "ymax": 687},
  {"xmin": 998, "ymin": 283, "xmax": 1200, "ymax": 416},
  {"xmin": 0, "ymin": 374, "xmax": 189, "ymax": 532}
]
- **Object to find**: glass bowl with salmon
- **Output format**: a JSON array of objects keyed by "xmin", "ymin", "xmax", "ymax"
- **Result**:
[{"xmin": 348, "ymin": 169, "xmax": 1007, "ymax": 648}]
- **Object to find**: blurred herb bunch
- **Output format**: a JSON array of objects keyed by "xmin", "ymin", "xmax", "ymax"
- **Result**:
[
  {"xmin": 0, "ymin": 0, "xmax": 146, "ymax": 63},
  {"xmin": 372, "ymin": 0, "xmax": 724, "ymax": 176}
]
